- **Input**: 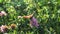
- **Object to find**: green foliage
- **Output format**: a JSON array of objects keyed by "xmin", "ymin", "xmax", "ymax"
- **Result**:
[{"xmin": 0, "ymin": 0, "xmax": 60, "ymax": 34}]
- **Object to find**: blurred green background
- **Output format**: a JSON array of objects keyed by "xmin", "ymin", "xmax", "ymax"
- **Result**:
[{"xmin": 0, "ymin": 0, "xmax": 60, "ymax": 34}]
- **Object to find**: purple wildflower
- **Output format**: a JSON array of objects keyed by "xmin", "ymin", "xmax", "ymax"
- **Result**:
[{"xmin": 30, "ymin": 17, "xmax": 39, "ymax": 28}]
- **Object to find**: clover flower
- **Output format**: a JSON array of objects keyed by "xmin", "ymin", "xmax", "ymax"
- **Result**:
[
  {"xmin": 0, "ymin": 13, "xmax": 3, "ymax": 16},
  {"xmin": 0, "ymin": 25, "xmax": 8, "ymax": 33},
  {"xmin": 1, "ymin": 11, "xmax": 7, "ymax": 16},
  {"xmin": 30, "ymin": 17, "xmax": 39, "ymax": 28},
  {"xmin": 0, "ymin": 11, "xmax": 7, "ymax": 16}
]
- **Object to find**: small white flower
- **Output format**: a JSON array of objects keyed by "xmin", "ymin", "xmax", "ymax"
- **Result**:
[
  {"xmin": 18, "ymin": 16, "xmax": 22, "ymax": 18},
  {"xmin": 1, "ymin": 11, "xmax": 7, "ymax": 16},
  {"xmin": 48, "ymin": 1, "xmax": 50, "ymax": 4}
]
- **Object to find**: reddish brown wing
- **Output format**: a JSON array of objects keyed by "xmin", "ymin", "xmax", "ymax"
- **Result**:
[{"xmin": 23, "ymin": 14, "xmax": 33, "ymax": 19}]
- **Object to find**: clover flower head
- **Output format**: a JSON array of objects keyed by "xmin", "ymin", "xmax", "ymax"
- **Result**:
[
  {"xmin": 30, "ymin": 17, "xmax": 39, "ymax": 28},
  {"xmin": 0, "ymin": 13, "xmax": 3, "ymax": 16},
  {"xmin": 1, "ymin": 11, "xmax": 7, "ymax": 16},
  {"xmin": 0, "ymin": 25, "xmax": 8, "ymax": 33}
]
